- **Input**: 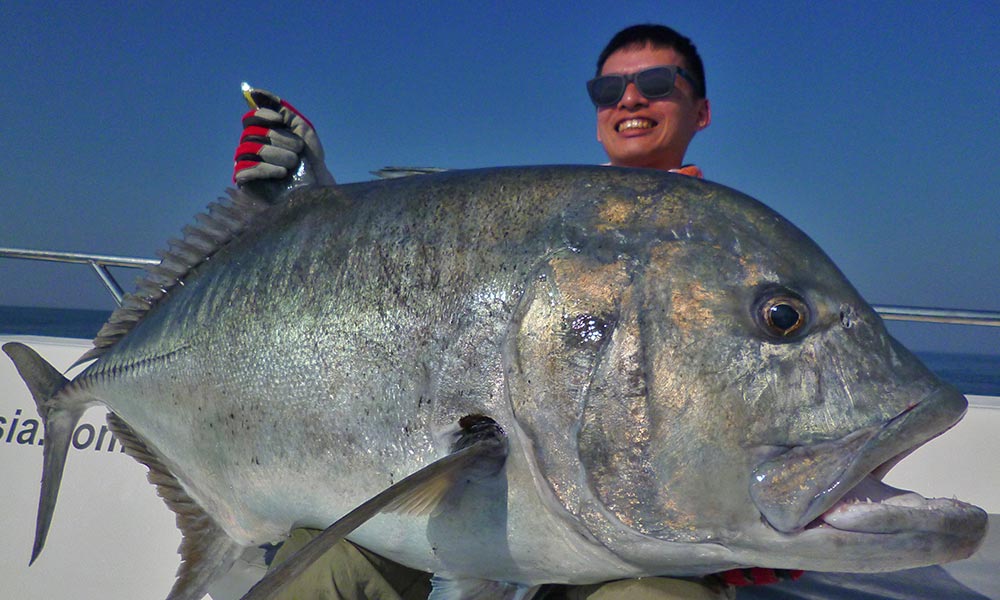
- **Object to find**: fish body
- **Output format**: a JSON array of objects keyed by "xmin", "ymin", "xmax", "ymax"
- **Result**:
[{"xmin": 6, "ymin": 166, "xmax": 987, "ymax": 598}]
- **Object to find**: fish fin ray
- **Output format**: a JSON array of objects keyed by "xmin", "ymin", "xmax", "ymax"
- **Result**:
[
  {"xmin": 238, "ymin": 418, "xmax": 508, "ymax": 600},
  {"xmin": 382, "ymin": 467, "xmax": 457, "ymax": 516},
  {"xmin": 106, "ymin": 413, "xmax": 243, "ymax": 600},
  {"xmin": 429, "ymin": 576, "xmax": 539, "ymax": 600},
  {"xmin": 372, "ymin": 166, "xmax": 448, "ymax": 179},
  {"xmin": 3, "ymin": 342, "xmax": 92, "ymax": 565},
  {"xmin": 84, "ymin": 188, "xmax": 271, "ymax": 362},
  {"xmin": 387, "ymin": 415, "xmax": 508, "ymax": 516}
]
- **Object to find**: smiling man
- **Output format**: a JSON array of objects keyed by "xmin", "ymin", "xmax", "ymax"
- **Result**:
[{"xmin": 588, "ymin": 24, "xmax": 711, "ymax": 175}]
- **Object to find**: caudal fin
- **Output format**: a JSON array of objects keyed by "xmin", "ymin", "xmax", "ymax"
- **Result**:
[{"xmin": 3, "ymin": 342, "xmax": 93, "ymax": 565}]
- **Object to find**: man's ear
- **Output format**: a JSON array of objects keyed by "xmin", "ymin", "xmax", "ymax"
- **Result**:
[{"xmin": 696, "ymin": 98, "xmax": 712, "ymax": 131}]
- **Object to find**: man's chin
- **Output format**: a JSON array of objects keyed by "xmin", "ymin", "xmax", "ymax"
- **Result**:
[{"xmin": 607, "ymin": 152, "xmax": 678, "ymax": 171}]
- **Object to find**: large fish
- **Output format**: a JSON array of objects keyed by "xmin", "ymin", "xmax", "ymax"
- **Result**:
[{"xmin": 5, "ymin": 166, "xmax": 987, "ymax": 600}]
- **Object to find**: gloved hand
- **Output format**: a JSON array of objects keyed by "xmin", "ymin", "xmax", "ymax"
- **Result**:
[
  {"xmin": 715, "ymin": 567, "xmax": 803, "ymax": 587},
  {"xmin": 233, "ymin": 87, "xmax": 336, "ymax": 187}
]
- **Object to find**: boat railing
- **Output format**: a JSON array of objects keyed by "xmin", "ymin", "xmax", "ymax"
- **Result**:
[
  {"xmin": 2, "ymin": 246, "xmax": 1000, "ymax": 327},
  {"xmin": 0, "ymin": 247, "xmax": 159, "ymax": 306}
]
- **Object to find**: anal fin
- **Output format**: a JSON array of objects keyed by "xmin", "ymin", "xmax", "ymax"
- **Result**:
[
  {"xmin": 107, "ymin": 413, "xmax": 243, "ymax": 600},
  {"xmin": 240, "ymin": 415, "xmax": 508, "ymax": 600}
]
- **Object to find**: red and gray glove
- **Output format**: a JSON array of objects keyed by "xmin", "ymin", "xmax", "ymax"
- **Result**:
[{"xmin": 233, "ymin": 86, "xmax": 336, "ymax": 187}]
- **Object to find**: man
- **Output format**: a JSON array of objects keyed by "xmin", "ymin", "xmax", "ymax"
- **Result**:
[
  {"xmin": 587, "ymin": 24, "xmax": 711, "ymax": 175},
  {"xmin": 231, "ymin": 23, "xmax": 786, "ymax": 600},
  {"xmin": 234, "ymin": 24, "xmax": 709, "ymax": 187}
]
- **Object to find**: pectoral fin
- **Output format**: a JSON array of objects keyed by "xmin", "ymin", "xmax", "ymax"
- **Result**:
[
  {"xmin": 239, "ymin": 415, "xmax": 508, "ymax": 600},
  {"xmin": 429, "ymin": 575, "xmax": 538, "ymax": 600}
]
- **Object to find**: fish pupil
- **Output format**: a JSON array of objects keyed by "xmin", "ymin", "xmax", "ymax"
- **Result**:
[{"xmin": 769, "ymin": 304, "xmax": 800, "ymax": 332}]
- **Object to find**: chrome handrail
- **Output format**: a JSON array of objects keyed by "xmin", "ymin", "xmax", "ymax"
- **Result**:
[
  {"xmin": 0, "ymin": 247, "xmax": 159, "ymax": 306},
  {"xmin": 2, "ymin": 246, "xmax": 999, "ymax": 327},
  {"xmin": 875, "ymin": 306, "xmax": 1000, "ymax": 327}
]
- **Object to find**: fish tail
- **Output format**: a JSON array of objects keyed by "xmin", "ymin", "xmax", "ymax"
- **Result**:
[{"xmin": 2, "ymin": 342, "xmax": 92, "ymax": 565}]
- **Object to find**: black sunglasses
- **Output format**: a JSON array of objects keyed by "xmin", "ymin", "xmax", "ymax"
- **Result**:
[{"xmin": 586, "ymin": 65, "xmax": 699, "ymax": 107}]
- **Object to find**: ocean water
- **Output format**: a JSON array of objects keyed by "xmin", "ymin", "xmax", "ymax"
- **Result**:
[
  {"xmin": 1, "ymin": 306, "xmax": 998, "ymax": 396},
  {"xmin": 0, "ymin": 305, "xmax": 112, "ymax": 340}
]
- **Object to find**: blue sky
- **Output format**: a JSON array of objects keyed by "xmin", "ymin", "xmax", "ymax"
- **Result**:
[{"xmin": 2, "ymin": 1, "xmax": 997, "ymax": 355}]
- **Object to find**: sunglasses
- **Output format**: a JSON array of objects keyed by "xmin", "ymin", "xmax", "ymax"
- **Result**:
[{"xmin": 586, "ymin": 65, "xmax": 699, "ymax": 107}]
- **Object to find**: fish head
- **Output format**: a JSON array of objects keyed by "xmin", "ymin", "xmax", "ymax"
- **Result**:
[{"xmin": 506, "ymin": 172, "xmax": 987, "ymax": 575}]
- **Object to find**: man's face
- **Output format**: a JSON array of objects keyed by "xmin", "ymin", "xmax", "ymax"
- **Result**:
[{"xmin": 596, "ymin": 45, "xmax": 711, "ymax": 170}]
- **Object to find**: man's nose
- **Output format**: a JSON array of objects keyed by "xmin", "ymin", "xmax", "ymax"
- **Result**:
[{"xmin": 619, "ymin": 82, "xmax": 647, "ymax": 107}]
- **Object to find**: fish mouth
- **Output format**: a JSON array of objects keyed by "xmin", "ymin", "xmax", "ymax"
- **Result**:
[
  {"xmin": 749, "ymin": 385, "xmax": 985, "ymax": 537},
  {"xmin": 809, "ymin": 472, "xmax": 983, "ymax": 535}
]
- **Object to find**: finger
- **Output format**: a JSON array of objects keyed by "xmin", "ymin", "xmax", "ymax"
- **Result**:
[
  {"xmin": 278, "ymin": 99, "xmax": 318, "ymax": 130},
  {"xmin": 255, "ymin": 144, "xmax": 300, "ymax": 169},
  {"xmin": 242, "ymin": 107, "xmax": 285, "ymax": 129},
  {"xmin": 248, "ymin": 88, "xmax": 282, "ymax": 111},
  {"xmin": 234, "ymin": 140, "xmax": 265, "ymax": 161},
  {"xmin": 239, "ymin": 125, "xmax": 272, "ymax": 144},
  {"xmin": 264, "ymin": 128, "xmax": 303, "ymax": 152},
  {"xmin": 237, "ymin": 127, "xmax": 303, "ymax": 153},
  {"xmin": 232, "ymin": 144, "xmax": 299, "ymax": 179},
  {"xmin": 234, "ymin": 161, "xmax": 288, "ymax": 185}
]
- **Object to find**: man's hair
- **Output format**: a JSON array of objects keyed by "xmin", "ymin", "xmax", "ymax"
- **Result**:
[{"xmin": 596, "ymin": 24, "xmax": 706, "ymax": 98}]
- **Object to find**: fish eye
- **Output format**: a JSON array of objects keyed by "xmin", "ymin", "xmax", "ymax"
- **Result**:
[{"xmin": 755, "ymin": 290, "xmax": 811, "ymax": 340}]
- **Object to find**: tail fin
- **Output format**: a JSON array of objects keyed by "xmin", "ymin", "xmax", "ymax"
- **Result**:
[{"xmin": 3, "ymin": 342, "xmax": 94, "ymax": 565}]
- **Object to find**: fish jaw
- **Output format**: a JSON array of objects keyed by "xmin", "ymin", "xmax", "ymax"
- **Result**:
[{"xmin": 746, "ymin": 383, "xmax": 988, "ymax": 566}]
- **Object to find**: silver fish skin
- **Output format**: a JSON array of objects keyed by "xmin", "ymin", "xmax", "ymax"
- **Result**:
[{"xmin": 8, "ymin": 166, "xmax": 987, "ymax": 596}]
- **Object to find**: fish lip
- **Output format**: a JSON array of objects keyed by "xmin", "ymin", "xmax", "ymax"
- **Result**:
[
  {"xmin": 749, "ymin": 384, "xmax": 968, "ymax": 534},
  {"xmin": 813, "ymin": 474, "xmax": 987, "ymax": 538}
]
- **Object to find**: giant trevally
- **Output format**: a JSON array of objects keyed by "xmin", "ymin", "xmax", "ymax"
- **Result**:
[{"xmin": 5, "ymin": 166, "xmax": 987, "ymax": 600}]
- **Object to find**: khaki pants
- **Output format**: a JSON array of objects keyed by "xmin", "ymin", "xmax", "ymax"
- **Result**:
[{"xmin": 268, "ymin": 530, "xmax": 733, "ymax": 600}]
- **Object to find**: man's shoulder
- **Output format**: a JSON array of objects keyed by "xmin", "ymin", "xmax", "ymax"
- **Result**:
[{"xmin": 670, "ymin": 165, "xmax": 703, "ymax": 178}]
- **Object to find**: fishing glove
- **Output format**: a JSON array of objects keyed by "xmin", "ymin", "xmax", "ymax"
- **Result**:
[{"xmin": 233, "ymin": 88, "xmax": 336, "ymax": 186}]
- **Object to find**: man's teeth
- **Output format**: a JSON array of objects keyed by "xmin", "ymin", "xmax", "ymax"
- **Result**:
[{"xmin": 617, "ymin": 118, "xmax": 655, "ymax": 132}]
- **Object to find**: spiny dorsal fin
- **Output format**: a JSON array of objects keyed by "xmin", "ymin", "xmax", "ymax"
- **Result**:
[
  {"xmin": 77, "ymin": 189, "xmax": 270, "ymax": 365},
  {"xmin": 106, "ymin": 413, "xmax": 242, "ymax": 600},
  {"xmin": 371, "ymin": 166, "xmax": 447, "ymax": 179}
]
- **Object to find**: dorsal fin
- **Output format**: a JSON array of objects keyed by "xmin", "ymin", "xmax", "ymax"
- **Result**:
[
  {"xmin": 106, "ymin": 412, "xmax": 243, "ymax": 600},
  {"xmin": 77, "ymin": 189, "xmax": 270, "ymax": 365}
]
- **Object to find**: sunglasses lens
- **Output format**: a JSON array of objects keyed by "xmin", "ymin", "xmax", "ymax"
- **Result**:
[
  {"xmin": 587, "ymin": 67, "xmax": 684, "ymax": 106},
  {"xmin": 587, "ymin": 76, "xmax": 626, "ymax": 107},
  {"xmin": 635, "ymin": 67, "xmax": 676, "ymax": 98}
]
